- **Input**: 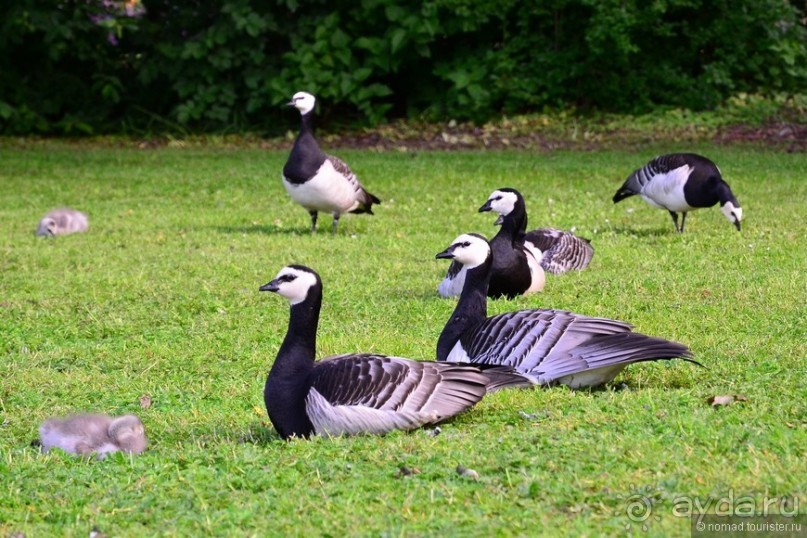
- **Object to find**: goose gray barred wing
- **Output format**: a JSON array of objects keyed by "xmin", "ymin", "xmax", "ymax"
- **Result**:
[
  {"xmin": 616, "ymin": 153, "xmax": 694, "ymax": 200},
  {"xmin": 326, "ymin": 155, "xmax": 381, "ymax": 210},
  {"xmin": 461, "ymin": 310, "xmax": 635, "ymax": 372},
  {"xmin": 531, "ymin": 332, "xmax": 696, "ymax": 384},
  {"xmin": 459, "ymin": 309, "xmax": 695, "ymax": 385},
  {"xmin": 309, "ymin": 354, "xmax": 487, "ymax": 416},
  {"xmin": 326, "ymin": 155, "xmax": 358, "ymax": 187},
  {"xmin": 525, "ymin": 229, "xmax": 594, "ymax": 274}
]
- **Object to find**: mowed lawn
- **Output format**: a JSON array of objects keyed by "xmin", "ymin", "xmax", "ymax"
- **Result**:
[{"xmin": 0, "ymin": 141, "xmax": 804, "ymax": 537}]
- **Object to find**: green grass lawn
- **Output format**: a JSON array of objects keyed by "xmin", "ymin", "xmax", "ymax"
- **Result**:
[{"xmin": 0, "ymin": 141, "xmax": 804, "ymax": 537}]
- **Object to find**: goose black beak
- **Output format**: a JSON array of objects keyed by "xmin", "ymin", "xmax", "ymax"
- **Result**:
[
  {"xmin": 259, "ymin": 279, "xmax": 281, "ymax": 292},
  {"xmin": 478, "ymin": 200, "xmax": 493, "ymax": 213},
  {"xmin": 435, "ymin": 245, "xmax": 457, "ymax": 260},
  {"xmin": 734, "ymin": 221, "xmax": 741, "ymax": 231},
  {"xmin": 285, "ymin": 100, "xmax": 296, "ymax": 107}
]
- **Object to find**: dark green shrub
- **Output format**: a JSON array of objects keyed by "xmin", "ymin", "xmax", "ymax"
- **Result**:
[{"xmin": 0, "ymin": 0, "xmax": 804, "ymax": 133}]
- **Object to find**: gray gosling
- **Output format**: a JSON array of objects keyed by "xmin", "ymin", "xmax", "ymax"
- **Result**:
[
  {"xmin": 36, "ymin": 208, "xmax": 89, "ymax": 237},
  {"xmin": 39, "ymin": 414, "xmax": 147, "ymax": 459}
]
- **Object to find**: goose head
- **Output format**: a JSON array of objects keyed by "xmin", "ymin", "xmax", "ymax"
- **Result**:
[
  {"xmin": 720, "ymin": 201, "xmax": 743, "ymax": 231},
  {"xmin": 287, "ymin": 92, "xmax": 316, "ymax": 116},
  {"xmin": 109, "ymin": 415, "xmax": 147, "ymax": 454},
  {"xmin": 436, "ymin": 233, "xmax": 491, "ymax": 269},
  {"xmin": 36, "ymin": 217, "xmax": 57, "ymax": 237},
  {"xmin": 260, "ymin": 265, "xmax": 320, "ymax": 305},
  {"xmin": 479, "ymin": 188, "xmax": 522, "ymax": 226}
]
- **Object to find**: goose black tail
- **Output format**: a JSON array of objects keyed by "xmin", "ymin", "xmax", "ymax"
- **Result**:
[{"xmin": 612, "ymin": 188, "xmax": 637, "ymax": 204}]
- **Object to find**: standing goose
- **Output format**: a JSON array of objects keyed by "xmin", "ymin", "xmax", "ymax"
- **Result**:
[
  {"xmin": 435, "ymin": 234, "xmax": 698, "ymax": 388},
  {"xmin": 613, "ymin": 153, "xmax": 742, "ymax": 232},
  {"xmin": 282, "ymin": 92, "xmax": 380, "ymax": 233},
  {"xmin": 260, "ymin": 265, "xmax": 526, "ymax": 439},
  {"xmin": 439, "ymin": 188, "xmax": 545, "ymax": 299}
]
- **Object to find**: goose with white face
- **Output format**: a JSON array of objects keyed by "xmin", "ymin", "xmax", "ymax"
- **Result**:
[
  {"xmin": 721, "ymin": 202, "xmax": 743, "ymax": 231},
  {"xmin": 479, "ymin": 190, "xmax": 518, "ymax": 225},
  {"xmin": 287, "ymin": 91, "xmax": 316, "ymax": 115},
  {"xmin": 436, "ymin": 234, "xmax": 490, "ymax": 269},
  {"xmin": 259, "ymin": 266, "xmax": 319, "ymax": 305}
]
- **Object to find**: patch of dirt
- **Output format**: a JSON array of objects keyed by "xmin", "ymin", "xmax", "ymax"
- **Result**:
[{"xmin": 715, "ymin": 122, "xmax": 807, "ymax": 152}]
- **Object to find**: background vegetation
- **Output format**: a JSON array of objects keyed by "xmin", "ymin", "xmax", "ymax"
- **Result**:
[
  {"xmin": 0, "ymin": 141, "xmax": 804, "ymax": 536},
  {"xmin": 1, "ymin": 0, "xmax": 806, "ymax": 134}
]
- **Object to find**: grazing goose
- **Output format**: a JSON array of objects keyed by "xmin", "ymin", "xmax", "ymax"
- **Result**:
[
  {"xmin": 39, "ymin": 414, "xmax": 147, "ymax": 459},
  {"xmin": 613, "ymin": 153, "xmax": 742, "ymax": 232},
  {"xmin": 435, "ymin": 234, "xmax": 698, "ymax": 388},
  {"xmin": 438, "ymin": 188, "xmax": 545, "ymax": 299},
  {"xmin": 36, "ymin": 208, "xmax": 89, "ymax": 237},
  {"xmin": 260, "ymin": 265, "xmax": 526, "ymax": 439},
  {"xmin": 282, "ymin": 92, "xmax": 380, "ymax": 233}
]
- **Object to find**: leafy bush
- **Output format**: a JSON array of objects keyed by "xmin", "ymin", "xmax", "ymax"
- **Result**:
[{"xmin": 0, "ymin": 0, "xmax": 804, "ymax": 133}]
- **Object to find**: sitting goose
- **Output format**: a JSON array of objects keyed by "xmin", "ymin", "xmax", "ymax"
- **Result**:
[
  {"xmin": 438, "ymin": 188, "xmax": 544, "ymax": 299},
  {"xmin": 260, "ymin": 265, "xmax": 526, "ymax": 439},
  {"xmin": 36, "ymin": 208, "xmax": 89, "ymax": 237},
  {"xmin": 435, "ymin": 234, "xmax": 698, "ymax": 388},
  {"xmin": 282, "ymin": 92, "xmax": 380, "ymax": 233},
  {"xmin": 485, "ymin": 188, "xmax": 593, "ymax": 275},
  {"xmin": 613, "ymin": 153, "xmax": 742, "ymax": 232}
]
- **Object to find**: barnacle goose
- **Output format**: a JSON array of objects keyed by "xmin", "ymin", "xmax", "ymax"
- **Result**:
[
  {"xmin": 435, "ymin": 234, "xmax": 698, "ymax": 389},
  {"xmin": 36, "ymin": 208, "xmax": 89, "ymax": 237},
  {"xmin": 484, "ymin": 188, "xmax": 593, "ymax": 275},
  {"xmin": 613, "ymin": 153, "xmax": 742, "ymax": 232},
  {"xmin": 438, "ymin": 189, "xmax": 545, "ymax": 299},
  {"xmin": 282, "ymin": 92, "xmax": 380, "ymax": 233},
  {"xmin": 260, "ymin": 265, "xmax": 527, "ymax": 439}
]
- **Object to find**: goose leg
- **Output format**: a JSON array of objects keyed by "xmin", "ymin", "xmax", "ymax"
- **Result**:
[
  {"xmin": 668, "ymin": 210, "xmax": 681, "ymax": 233},
  {"xmin": 309, "ymin": 211, "xmax": 318, "ymax": 232},
  {"xmin": 332, "ymin": 213, "xmax": 340, "ymax": 234},
  {"xmin": 680, "ymin": 212, "xmax": 687, "ymax": 233}
]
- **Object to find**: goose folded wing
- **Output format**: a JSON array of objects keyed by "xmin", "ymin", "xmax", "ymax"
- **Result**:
[
  {"xmin": 326, "ymin": 155, "xmax": 359, "ymax": 189},
  {"xmin": 465, "ymin": 310, "xmax": 634, "ymax": 372},
  {"xmin": 524, "ymin": 228, "xmax": 563, "ymax": 254},
  {"xmin": 311, "ymin": 354, "xmax": 488, "ymax": 423},
  {"xmin": 526, "ymin": 230, "xmax": 594, "ymax": 273},
  {"xmin": 527, "ymin": 332, "xmax": 696, "ymax": 383}
]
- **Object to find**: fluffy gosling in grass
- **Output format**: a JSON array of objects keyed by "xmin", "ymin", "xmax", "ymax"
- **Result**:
[
  {"xmin": 36, "ymin": 208, "xmax": 89, "ymax": 237},
  {"xmin": 39, "ymin": 414, "xmax": 147, "ymax": 459}
]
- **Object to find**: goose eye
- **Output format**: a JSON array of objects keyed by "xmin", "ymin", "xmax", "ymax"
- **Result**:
[{"xmin": 461, "ymin": 242, "xmax": 471, "ymax": 247}]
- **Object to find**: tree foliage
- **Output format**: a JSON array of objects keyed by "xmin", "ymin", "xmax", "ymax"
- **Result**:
[{"xmin": 1, "ymin": 0, "xmax": 804, "ymax": 134}]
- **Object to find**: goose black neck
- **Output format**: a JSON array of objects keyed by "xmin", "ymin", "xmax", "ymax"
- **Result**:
[
  {"xmin": 501, "ymin": 199, "xmax": 528, "ymax": 237},
  {"xmin": 272, "ymin": 285, "xmax": 322, "ymax": 377},
  {"xmin": 436, "ymin": 258, "xmax": 490, "ymax": 360},
  {"xmin": 715, "ymin": 181, "xmax": 739, "ymax": 207},
  {"xmin": 299, "ymin": 111, "xmax": 315, "ymax": 136}
]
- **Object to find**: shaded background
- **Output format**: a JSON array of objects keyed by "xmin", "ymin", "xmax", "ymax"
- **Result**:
[{"xmin": 1, "ymin": 0, "xmax": 805, "ymax": 135}]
